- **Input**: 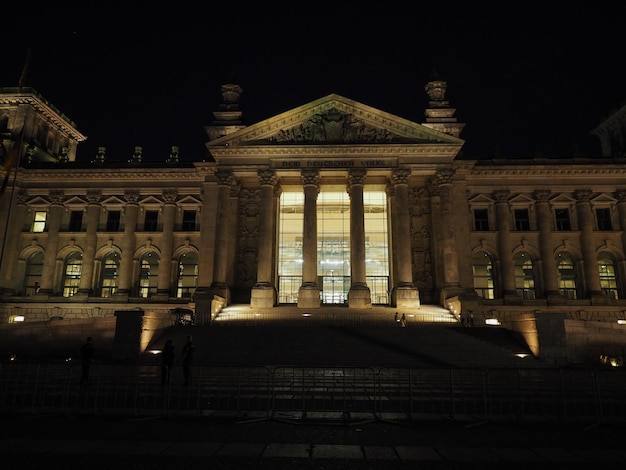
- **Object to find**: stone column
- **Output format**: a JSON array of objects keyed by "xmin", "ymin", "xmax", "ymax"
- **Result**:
[
  {"xmin": 533, "ymin": 190, "xmax": 560, "ymax": 298},
  {"xmin": 39, "ymin": 191, "xmax": 65, "ymax": 295},
  {"xmin": 615, "ymin": 190, "xmax": 626, "ymax": 258},
  {"xmin": 390, "ymin": 168, "xmax": 420, "ymax": 309},
  {"xmin": 298, "ymin": 168, "xmax": 320, "ymax": 308},
  {"xmin": 155, "ymin": 189, "xmax": 177, "ymax": 300},
  {"xmin": 210, "ymin": 170, "xmax": 235, "ymax": 304},
  {"xmin": 0, "ymin": 191, "xmax": 28, "ymax": 294},
  {"xmin": 347, "ymin": 169, "xmax": 371, "ymax": 308},
  {"xmin": 575, "ymin": 189, "xmax": 602, "ymax": 298},
  {"xmin": 77, "ymin": 190, "xmax": 102, "ymax": 298},
  {"xmin": 115, "ymin": 190, "xmax": 140, "ymax": 299},
  {"xmin": 493, "ymin": 189, "xmax": 517, "ymax": 299},
  {"xmin": 251, "ymin": 169, "xmax": 278, "ymax": 307},
  {"xmin": 194, "ymin": 176, "xmax": 219, "ymax": 325},
  {"xmin": 436, "ymin": 169, "xmax": 461, "ymax": 293}
]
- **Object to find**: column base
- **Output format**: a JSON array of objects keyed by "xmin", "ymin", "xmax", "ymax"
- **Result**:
[
  {"xmin": 394, "ymin": 286, "xmax": 420, "ymax": 310},
  {"xmin": 298, "ymin": 285, "xmax": 320, "ymax": 308},
  {"xmin": 348, "ymin": 285, "xmax": 372, "ymax": 309},
  {"xmin": 251, "ymin": 286, "xmax": 276, "ymax": 308}
]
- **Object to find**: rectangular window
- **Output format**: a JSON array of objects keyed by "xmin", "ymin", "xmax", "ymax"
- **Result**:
[
  {"xmin": 514, "ymin": 208, "xmax": 530, "ymax": 231},
  {"xmin": 144, "ymin": 210, "xmax": 159, "ymax": 231},
  {"xmin": 106, "ymin": 210, "xmax": 121, "ymax": 231},
  {"xmin": 68, "ymin": 210, "xmax": 83, "ymax": 231},
  {"xmin": 555, "ymin": 208, "xmax": 571, "ymax": 231},
  {"xmin": 473, "ymin": 209, "xmax": 489, "ymax": 231},
  {"xmin": 596, "ymin": 208, "xmax": 612, "ymax": 230},
  {"xmin": 32, "ymin": 211, "xmax": 47, "ymax": 232},
  {"xmin": 182, "ymin": 210, "xmax": 196, "ymax": 231}
]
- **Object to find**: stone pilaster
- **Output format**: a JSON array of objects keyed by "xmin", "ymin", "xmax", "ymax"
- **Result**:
[
  {"xmin": 251, "ymin": 169, "xmax": 278, "ymax": 307},
  {"xmin": 533, "ymin": 190, "xmax": 561, "ymax": 299},
  {"xmin": 298, "ymin": 168, "xmax": 320, "ymax": 308},
  {"xmin": 574, "ymin": 189, "xmax": 603, "ymax": 299},
  {"xmin": 390, "ymin": 168, "xmax": 420, "ymax": 309},
  {"xmin": 154, "ymin": 189, "xmax": 177, "ymax": 300},
  {"xmin": 76, "ymin": 190, "xmax": 102, "ymax": 299},
  {"xmin": 347, "ymin": 169, "xmax": 371, "ymax": 308}
]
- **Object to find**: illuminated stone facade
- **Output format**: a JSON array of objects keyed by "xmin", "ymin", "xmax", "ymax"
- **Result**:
[{"xmin": 1, "ymin": 80, "xmax": 626, "ymax": 333}]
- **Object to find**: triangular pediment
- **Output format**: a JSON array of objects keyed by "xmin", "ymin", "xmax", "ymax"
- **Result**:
[
  {"xmin": 591, "ymin": 194, "xmax": 617, "ymax": 204},
  {"xmin": 468, "ymin": 194, "xmax": 494, "ymax": 204},
  {"xmin": 207, "ymin": 94, "xmax": 463, "ymax": 149},
  {"xmin": 101, "ymin": 196, "xmax": 126, "ymax": 206},
  {"xmin": 64, "ymin": 196, "xmax": 87, "ymax": 206},
  {"xmin": 139, "ymin": 196, "xmax": 164, "ymax": 205},
  {"xmin": 509, "ymin": 194, "xmax": 535, "ymax": 205},
  {"xmin": 177, "ymin": 195, "xmax": 202, "ymax": 205}
]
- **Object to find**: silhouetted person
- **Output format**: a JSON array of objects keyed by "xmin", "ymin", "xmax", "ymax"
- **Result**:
[
  {"xmin": 161, "ymin": 339, "xmax": 175, "ymax": 385},
  {"xmin": 400, "ymin": 313, "xmax": 407, "ymax": 328},
  {"xmin": 394, "ymin": 311, "xmax": 399, "ymax": 325},
  {"xmin": 79, "ymin": 336, "xmax": 94, "ymax": 386},
  {"xmin": 182, "ymin": 335, "xmax": 195, "ymax": 386}
]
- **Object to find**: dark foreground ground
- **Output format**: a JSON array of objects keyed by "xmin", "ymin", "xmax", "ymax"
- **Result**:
[
  {"xmin": 3, "ymin": 306, "xmax": 624, "ymax": 468},
  {"xmin": 2, "ymin": 410, "xmax": 626, "ymax": 469}
]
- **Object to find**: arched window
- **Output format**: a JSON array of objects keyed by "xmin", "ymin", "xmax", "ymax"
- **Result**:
[
  {"xmin": 62, "ymin": 252, "xmax": 83, "ymax": 297},
  {"xmin": 557, "ymin": 252, "xmax": 577, "ymax": 299},
  {"xmin": 138, "ymin": 252, "xmax": 159, "ymax": 298},
  {"xmin": 514, "ymin": 252, "xmax": 536, "ymax": 299},
  {"xmin": 99, "ymin": 252, "xmax": 120, "ymax": 298},
  {"xmin": 23, "ymin": 251, "xmax": 44, "ymax": 296},
  {"xmin": 598, "ymin": 252, "xmax": 619, "ymax": 300},
  {"xmin": 176, "ymin": 252, "xmax": 198, "ymax": 299},
  {"xmin": 472, "ymin": 251, "xmax": 495, "ymax": 299}
]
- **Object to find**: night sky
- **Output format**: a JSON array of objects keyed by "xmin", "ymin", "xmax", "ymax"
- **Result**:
[{"xmin": 2, "ymin": 2, "xmax": 625, "ymax": 162}]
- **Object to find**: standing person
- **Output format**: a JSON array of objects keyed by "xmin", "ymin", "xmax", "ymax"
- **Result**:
[
  {"xmin": 394, "ymin": 311, "xmax": 399, "ymax": 325},
  {"xmin": 161, "ymin": 339, "xmax": 175, "ymax": 386},
  {"xmin": 181, "ymin": 335, "xmax": 195, "ymax": 386},
  {"xmin": 79, "ymin": 336, "xmax": 95, "ymax": 386},
  {"xmin": 400, "ymin": 313, "xmax": 407, "ymax": 328}
]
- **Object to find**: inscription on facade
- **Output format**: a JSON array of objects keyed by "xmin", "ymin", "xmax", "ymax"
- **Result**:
[{"xmin": 273, "ymin": 159, "xmax": 397, "ymax": 169}]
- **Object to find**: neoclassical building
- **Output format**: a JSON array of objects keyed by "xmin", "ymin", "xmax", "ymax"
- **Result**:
[{"xmin": 2, "ymin": 80, "xmax": 626, "ymax": 331}]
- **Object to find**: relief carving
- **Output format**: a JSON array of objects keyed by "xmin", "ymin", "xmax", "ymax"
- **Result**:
[{"xmin": 270, "ymin": 108, "xmax": 392, "ymax": 143}]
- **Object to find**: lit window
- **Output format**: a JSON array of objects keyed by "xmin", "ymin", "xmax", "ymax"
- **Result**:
[{"xmin": 32, "ymin": 211, "xmax": 47, "ymax": 232}]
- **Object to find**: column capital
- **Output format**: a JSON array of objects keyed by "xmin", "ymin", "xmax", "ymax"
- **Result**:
[
  {"xmin": 258, "ymin": 169, "xmax": 277, "ymax": 187},
  {"xmin": 301, "ymin": 168, "xmax": 320, "ymax": 188},
  {"xmin": 533, "ymin": 189, "xmax": 551, "ymax": 202},
  {"xmin": 347, "ymin": 169, "xmax": 366, "ymax": 195},
  {"xmin": 48, "ymin": 190, "xmax": 65, "ymax": 205},
  {"xmin": 123, "ymin": 190, "xmax": 140, "ymax": 204},
  {"xmin": 162, "ymin": 189, "xmax": 178, "ymax": 204},
  {"xmin": 615, "ymin": 189, "xmax": 626, "ymax": 202},
  {"xmin": 17, "ymin": 190, "xmax": 28, "ymax": 204},
  {"xmin": 391, "ymin": 168, "xmax": 410, "ymax": 185},
  {"xmin": 86, "ymin": 190, "xmax": 102, "ymax": 204},
  {"xmin": 216, "ymin": 170, "xmax": 235, "ymax": 187},
  {"xmin": 493, "ymin": 189, "xmax": 510, "ymax": 203},
  {"xmin": 574, "ymin": 189, "xmax": 592, "ymax": 202},
  {"xmin": 434, "ymin": 168, "xmax": 455, "ymax": 186}
]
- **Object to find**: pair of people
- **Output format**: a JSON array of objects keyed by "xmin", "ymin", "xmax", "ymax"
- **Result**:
[{"xmin": 160, "ymin": 335, "xmax": 195, "ymax": 386}]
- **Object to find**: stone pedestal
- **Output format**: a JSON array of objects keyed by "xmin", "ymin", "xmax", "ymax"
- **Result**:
[
  {"xmin": 251, "ymin": 286, "xmax": 276, "ymax": 308},
  {"xmin": 394, "ymin": 286, "xmax": 420, "ymax": 309},
  {"xmin": 348, "ymin": 285, "xmax": 372, "ymax": 308},
  {"xmin": 298, "ymin": 285, "xmax": 320, "ymax": 308}
]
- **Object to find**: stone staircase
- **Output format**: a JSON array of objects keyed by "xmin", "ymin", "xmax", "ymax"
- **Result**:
[{"xmin": 146, "ymin": 321, "xmax": 550, "ymax": 370}]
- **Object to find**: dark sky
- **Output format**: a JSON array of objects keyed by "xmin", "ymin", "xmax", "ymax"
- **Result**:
[{"xmin": 2, "ymin": 2, "xmax": 625, "ymax": 162}]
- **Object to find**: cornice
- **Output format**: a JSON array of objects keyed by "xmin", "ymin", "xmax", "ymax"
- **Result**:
[
  {"xmin": 15, "ymin": 165, "xmax": 215, "ymax": 182},
  {"xmin": 0, "ymin": 91, "xmax": 87, "ymax": 142},
  {"xmin": 210, "ymin": 144, "xmax": 462, "ymax": 158},
  {"xmin": 471, "ymin": 167, "xmax": 626, "ymax": 177}
]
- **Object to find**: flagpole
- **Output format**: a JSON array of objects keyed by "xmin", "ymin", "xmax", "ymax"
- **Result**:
[{"xmin": 0, "ymin": 133, "xmax": 24, "ymax": 285}]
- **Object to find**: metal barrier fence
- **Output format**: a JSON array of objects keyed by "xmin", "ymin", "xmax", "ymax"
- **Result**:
[{"xmin": 1, "ymin": 363, "xmax": 625, "ymax": 425}]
